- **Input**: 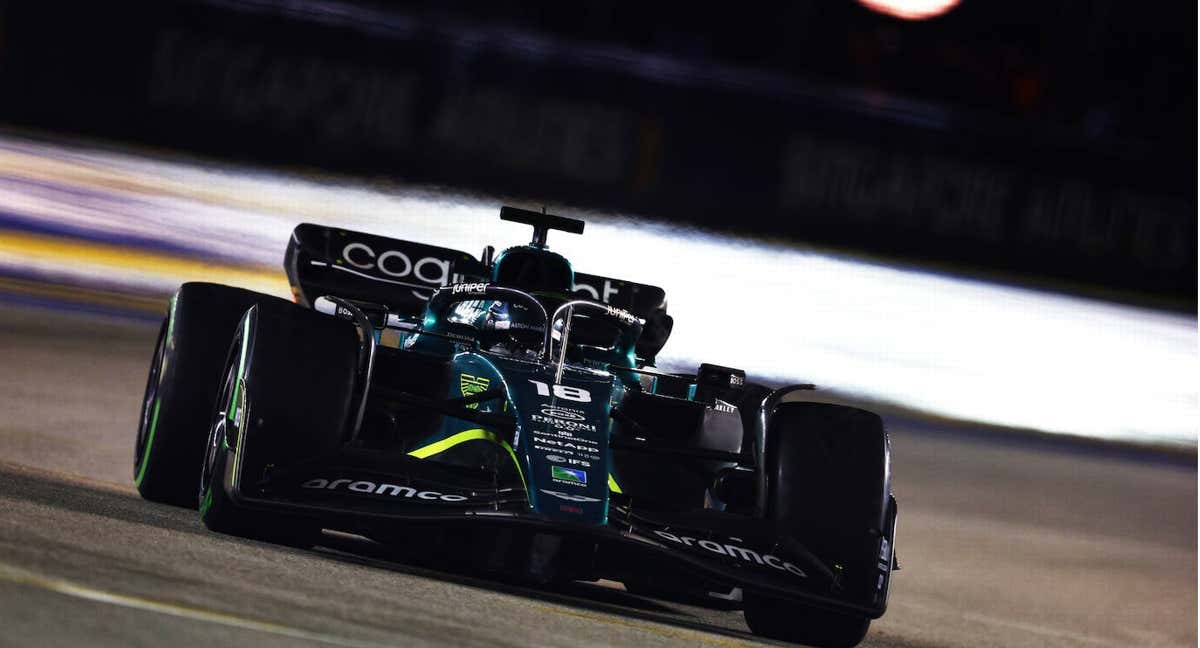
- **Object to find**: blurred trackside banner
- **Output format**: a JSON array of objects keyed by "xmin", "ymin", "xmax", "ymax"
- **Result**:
[{"xmin": 0, "ymin": 1, "xmax": 1193, "ymax": 304}]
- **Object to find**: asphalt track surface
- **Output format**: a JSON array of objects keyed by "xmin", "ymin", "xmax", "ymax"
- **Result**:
[{"xmin": 0, "ymin": 303, "xmax": 1194, "ymax": 647}]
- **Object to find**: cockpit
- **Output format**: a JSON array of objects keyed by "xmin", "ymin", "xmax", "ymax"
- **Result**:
[{"xmin": 408, "ymin": 285, "xmax": 642, "ymax": 376}]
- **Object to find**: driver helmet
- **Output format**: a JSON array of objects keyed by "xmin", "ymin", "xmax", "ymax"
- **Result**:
[{"xmin": 482, "ymin": 300, "xmax": 544, "ymax": 359}]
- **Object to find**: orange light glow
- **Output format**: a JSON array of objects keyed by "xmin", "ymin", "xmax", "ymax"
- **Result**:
[{"xmin": 857, "ymin": 0, "xmax": 961, "ymax": 20}]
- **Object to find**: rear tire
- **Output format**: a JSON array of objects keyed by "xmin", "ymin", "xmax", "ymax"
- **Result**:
[
  {"xmin": 134, "ymin": 283, "xmax": 288, "ymax": 507},
  {"xmin": 742, "ymin": 403, "xmax": 889, "ymax": 647}
]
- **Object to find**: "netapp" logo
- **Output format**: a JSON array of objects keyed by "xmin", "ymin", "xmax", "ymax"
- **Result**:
[{"xmin": 302, "ymin": 478, "xmax": 468, "ymax": 502}]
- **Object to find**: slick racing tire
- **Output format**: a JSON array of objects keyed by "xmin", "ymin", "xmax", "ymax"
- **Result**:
[
  {"xmin": 199, "ymin": 300, "xmax": 357, "ymax": 544},
  {"xmin": 743, "ymin": 596, "xmax": 869, "ymax": 648},
  {"xmin": 134, "ymin": 283, "xmax": 289, "ymax": 508},
  {"xmin": 198, "ymin": 418, "xmax": 317, "ymax": 547},
  {"xmin": 742, "ymin": 402, "xmax": 888, "ymax": 647}
]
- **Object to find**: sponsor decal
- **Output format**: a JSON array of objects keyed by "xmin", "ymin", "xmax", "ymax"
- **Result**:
[
  {"xmin": 232, "ymin": 379, "xmax": 246, "ymax": 429},
  {"xmin": 551, "ymin": 466, "xmax": 587, "ymax": 485},
  {"xmin": 340, "ymin": 242, "xmax": 455, "ymax": 290},
  {"xmin": 573, "ymin": 279, "xmax": 620, "ymax": 303},
  {"xmin": 539, "ymin": 489, "xmax": 602, "ymax": 503},
  {"xmin": 651, "ymin": 530, "xmax": 808, "ymax": 579},
  {"xmin": 536, "ymin": 447, "xmax": 591, "ymax": 467},
  {"xmin": 533, "ymin": 437, "xmax": 600, "ymax": 462},
  {"xmin": 531, "ymin": 414, "xmax": 598, "ymax": 433},
  {"xmin": 451, "ymin": 282, "xmax": 489, "ymax": 295},
  {"xmin": 302, "ymin": 478, "xmax": 468, "ymax": 502},
  {"xmin": 408, "ymin": 330, "xmax": 475, "ymax": 347},
  {"xmin": 459, "ymin": 374, "xmax": 490, "ymax": 409},
  {"xmin": 712, "ymin": 399, "xmax": 737, "ymax": 414},
  {"xmin": 540, "ymin": 405, "xmax": 586, "ymax": 421},
  {"xmin": 876, "ymin": 537, "xmax": 892, "ymax": 591},
  {"xmin": 603, "ymin": 304, "xmax": 639, "ymax": 325}
]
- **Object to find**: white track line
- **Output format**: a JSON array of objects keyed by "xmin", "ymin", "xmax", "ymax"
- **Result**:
[
  {"xmin": 892, "ymin": 598, "xmax": 1141, "ymax": 648},
  {"xmin": 0, "ymin": 562, "xmax": 396, "ymax": 648}
]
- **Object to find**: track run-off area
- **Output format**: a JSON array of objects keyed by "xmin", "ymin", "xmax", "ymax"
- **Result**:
[{"xmin": 0, "ymin": 304, "xmax": 1192, "ymax": 647}]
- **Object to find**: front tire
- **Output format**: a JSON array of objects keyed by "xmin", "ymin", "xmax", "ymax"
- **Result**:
[
  {"xmin": 198, "ymin": 317, "xmax": 320, "ymax": 547},
  {"xmin": 742, "ymin": 402, "xmax": 889, "ymax": 647}
]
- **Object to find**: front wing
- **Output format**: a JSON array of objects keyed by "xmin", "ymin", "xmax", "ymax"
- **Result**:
[{"xmin": 219, "ymin": 445, "xmax": 896, "ymax": 619}]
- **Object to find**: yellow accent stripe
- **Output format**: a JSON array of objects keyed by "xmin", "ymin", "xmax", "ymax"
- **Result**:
[
  {"xmin": 0, "ymin": 142, "xmax": 366, "ymax": 221},
  {"xmin": 407, "ymin": 429, "xmax": 500, "ymax": 459},
  {"xmin": 501, "ymin": 441, "xmax": 527, "ymax": 492},
  {"xmin": 407, "ymin": 429, "xmax": 526, "ymax": 491},
  {"xmin": 607, "ymin": 474, "xmax": 623, "ymax": 494},
  {"xmin": 0, "ymin": 230, "xmax": 290, "ymax": 297}
]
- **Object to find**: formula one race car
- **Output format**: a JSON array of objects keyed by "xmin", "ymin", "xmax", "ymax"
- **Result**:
[{"xmin": 133, "ymin": 206, "xmax": 898, "ymax": 647}]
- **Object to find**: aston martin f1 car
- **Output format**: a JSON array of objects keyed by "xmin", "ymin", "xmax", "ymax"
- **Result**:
[{"xmin": 134, "ymin": 206, "xmax": 898, "ymax": 647}]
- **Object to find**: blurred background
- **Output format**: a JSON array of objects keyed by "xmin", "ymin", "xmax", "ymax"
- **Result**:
[
  {"xmin": 0, "ymin": 0, "xmax": 1193, "ymax": 447},
  {"xmin": 0, "ymin": 2, "xmax": 1194, "ymax": 646}
]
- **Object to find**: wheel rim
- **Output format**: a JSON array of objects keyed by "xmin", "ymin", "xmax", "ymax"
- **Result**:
[
  {"xmin": 201, "ymin": 351, "xmax": 239, "ymax": 503},
  {"xmin": 135, "ymin": 322, "xmax": 167, "ymax": 472}
]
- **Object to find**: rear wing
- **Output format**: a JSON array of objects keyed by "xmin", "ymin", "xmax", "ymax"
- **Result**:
[
  {"xmin": 574, "ymin": 273, "xmax": 672, "ymax": 361},
  {"xmin": 285, "ymin": 222, "xmax": 673, "ymax": 359},
  {"xmin": 284, "ymin": 223, "xmax": 487, "ymax": 317},
  {"xmin": 574, "ymin": 273, "xmax": 664, "ymax": 318}
]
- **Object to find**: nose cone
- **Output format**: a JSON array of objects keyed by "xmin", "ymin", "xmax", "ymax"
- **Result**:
[{"xmin": 496, "ymin": 360, "xmax": 614, "ymax": 525}]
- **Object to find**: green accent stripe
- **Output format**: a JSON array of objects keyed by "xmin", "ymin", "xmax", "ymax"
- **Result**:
[
  {"xmin": 228, "ymin": 316, "xmax": 250, "ymax": 423},
  {"xmin": 134, "ymin": 398, "xmax": 161, "ymax": 487},
  {"xmin": 229, "ymin": 316, "xmax": 252, "ymax": 484},
  {"xmin": 199, "ymin": 482, "xmax": 213, "ymax": 518},
  {"xmin": 165, "ymin": 294, "xmax": 178, "ymax": 344},
  {"xmin": 408, "ymin": 429, "xmax": 526, "ymax": 491},
  {"xmin": 607, "ymin": 473, "xmax": 622, "ymax": 494}
]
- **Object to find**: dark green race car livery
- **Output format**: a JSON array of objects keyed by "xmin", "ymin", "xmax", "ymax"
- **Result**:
[{"xmin": 134, "ymin": 206, "xmax": 898, "ymax": 647}]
